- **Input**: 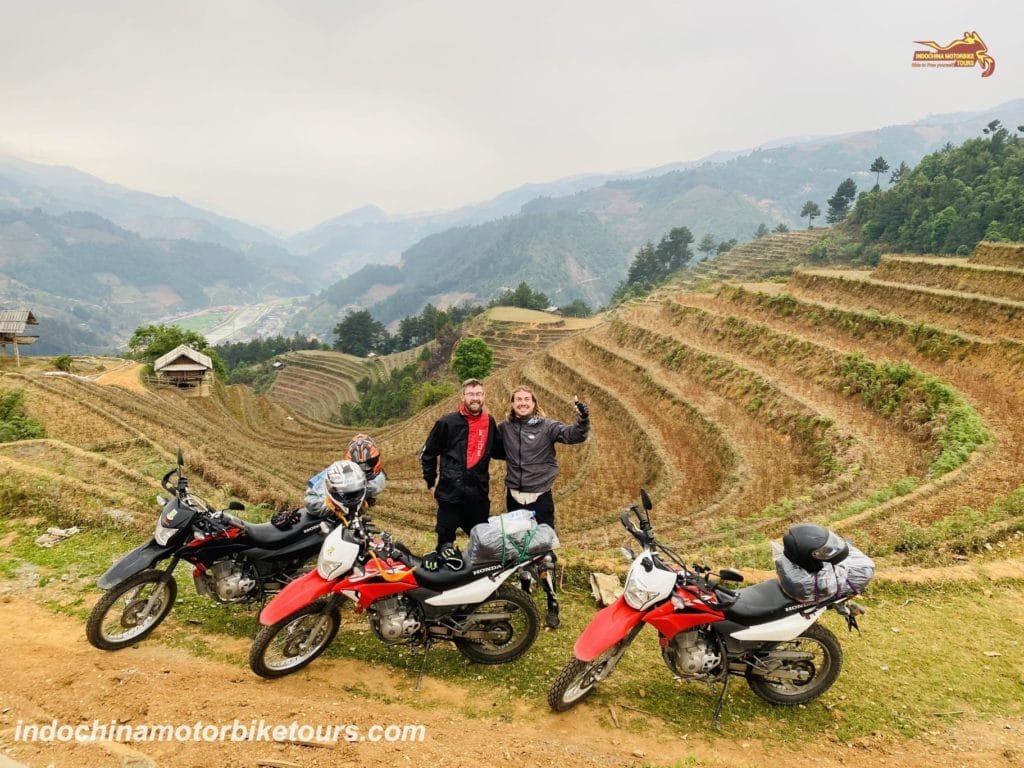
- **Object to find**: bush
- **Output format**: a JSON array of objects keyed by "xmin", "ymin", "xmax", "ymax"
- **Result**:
[
  {"xmin": 52, "ymin": 355, "xmax": 74, "ymax": 372},
  {"xmin": 0, "ymin": 389, "xmax": 45, "ymax": 443}
]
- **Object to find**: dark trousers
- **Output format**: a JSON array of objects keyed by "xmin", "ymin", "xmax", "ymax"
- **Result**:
[
  {"xmin": 435, "ymin": 498, "xmax": 489, "ymax": 549},
  {"xmin": 506, "ymin": 489, "xmax": 558, "ymax": 604},
  {"xmin": 505, "ymin": 489, "xmax": 555, "ymax": 529}
]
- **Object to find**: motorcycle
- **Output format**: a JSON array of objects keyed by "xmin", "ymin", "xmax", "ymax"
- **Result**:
[
  {"xmin": 86, "ymin": 450, "xmax": 338, "ymax": 650},
  {"xmin": 548, "ymin": 490, "xmax": 865, "ymax": 726},
  {"xmin": 248, "ymin": 516, "xmax": 550, "ymax": 680}
]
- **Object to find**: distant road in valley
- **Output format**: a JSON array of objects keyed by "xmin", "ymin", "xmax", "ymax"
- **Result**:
[{"xmin": 203, "ymin": 300, "xmax": 290, "ymax": 344}]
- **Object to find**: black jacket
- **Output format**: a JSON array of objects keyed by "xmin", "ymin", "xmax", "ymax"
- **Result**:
[{"xmin": 420, "ymin": 411, "xmax": 505, "ymax": 504}]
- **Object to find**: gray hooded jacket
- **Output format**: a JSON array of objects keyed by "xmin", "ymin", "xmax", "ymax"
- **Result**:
[{"xmin": 498, "ymin": 414, "xmax": 589, "ymax": 494}]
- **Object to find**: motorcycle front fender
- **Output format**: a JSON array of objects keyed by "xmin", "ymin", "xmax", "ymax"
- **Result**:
[
  {"xmin": 259, "ymin": 569, "xmax": 335, "ymax": 626},
  {"xmin": 573, "ymin": 595, "xmax": 645, "ymax": 662},
  {"xmin": 97, "ymin": 540, "xmax": 174, "ymax": 590}
]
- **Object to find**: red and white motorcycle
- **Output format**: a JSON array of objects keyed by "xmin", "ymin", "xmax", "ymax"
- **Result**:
[
  {"xmin": 249, "ymin": 514, "xmax": 551, "ymax": 680},
  {"xmin": 549, "ymin": 491, "xmax": 865, "ymax": 725}
]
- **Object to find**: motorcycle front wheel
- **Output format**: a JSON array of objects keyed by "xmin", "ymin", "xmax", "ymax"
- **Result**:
[
  {"xmin": 248, "ymin": 599, "xmax": 341, "ymax": 679},
  {"xmin": 86, "ymin": 569, "xmax": 178, "ymax": 650},
  {"xmin": 452, "ymin": 585, "xmax": 540, "ymax": 664},
  {"xmin": 547, "ymin": 634, "xmax": 634, "ymax": 711},
  {"xmin": 745, "ymin": 622, "xmax": 843, "ymax": 705}
]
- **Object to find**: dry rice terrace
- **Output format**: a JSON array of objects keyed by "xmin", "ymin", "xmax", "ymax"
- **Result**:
[
  {"xmin": 3, "ymin": 234, "xmax": 1024, "ymax": 768},
  {"xmin": 4, "ymin": 237, "xmax": 1024, "ymax": 565}
]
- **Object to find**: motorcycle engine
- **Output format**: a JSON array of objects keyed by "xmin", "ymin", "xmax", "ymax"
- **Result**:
[
  {"xmin": 369, "ymin": 596, "xmax": 423, "ymax": 643},
  {"xmin": 662, "ymin": 629, "xmax": 723, "ymax": 680},
  {"xmin": 194, "ymin": 559, "xmax": 258, "ymax": 602}
]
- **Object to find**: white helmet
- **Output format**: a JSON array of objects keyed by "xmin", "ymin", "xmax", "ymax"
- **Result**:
[{"xmin": 324, "ymin": 460, "xmax": 367, "ymax": 514}]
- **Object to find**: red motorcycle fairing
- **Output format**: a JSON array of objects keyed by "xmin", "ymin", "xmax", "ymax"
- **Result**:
[
  {"xmin": 573, "ymin": 596, "xmax": 646, "ymax": 662},
  {"xmin": 333, "ymin": 557, "xmax": 418, "ymax": 610},
  {"xmin": 642, "ymin": 591, "xmax": 725, "ymax": 642},
  {"xmin": 259, "ymin": 569, "xmax": 334, "ymax": 625}
]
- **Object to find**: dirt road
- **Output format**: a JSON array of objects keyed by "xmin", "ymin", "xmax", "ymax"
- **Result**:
[{"xmin": 0, "ymin": 598, "xmax": 1020, "ymax": 768}]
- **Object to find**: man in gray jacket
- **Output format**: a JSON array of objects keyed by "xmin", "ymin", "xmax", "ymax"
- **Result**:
[{"xmin": 498, "ymin": 385, "xmax": 589, "ymax": 627}]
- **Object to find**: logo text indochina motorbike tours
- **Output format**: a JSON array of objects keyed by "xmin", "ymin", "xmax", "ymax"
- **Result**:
[{"xmin": 911, "ymin": 31, "xmax": 995, "ymax": 77}]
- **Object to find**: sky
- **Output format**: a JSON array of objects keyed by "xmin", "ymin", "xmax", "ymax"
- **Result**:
[{"xmin": 1, "ymin": 1, "xmax": 1022, "ymax": 233}]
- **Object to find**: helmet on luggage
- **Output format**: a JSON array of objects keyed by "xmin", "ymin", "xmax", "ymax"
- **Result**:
[
  {"xmin": 345, "ymin": 433, "xmax": 382, "ymax": 478},
  {"xmin": 324, "ymin": 460, "xmax": 367, "ymax": 516},
  {"xmin": 782, "ymin": 523, "xmax": 849, "ymax": 573}
]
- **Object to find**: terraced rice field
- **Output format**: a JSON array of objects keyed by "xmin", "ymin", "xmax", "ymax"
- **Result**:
[{"xmin": 5, "ymin": 236, "xmax": 1023, "ymax": 570}]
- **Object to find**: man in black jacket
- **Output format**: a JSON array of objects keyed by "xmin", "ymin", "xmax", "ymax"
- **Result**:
[{"xmin": 420, "ymin": 379, "xmax": 505, "ymax": 564}]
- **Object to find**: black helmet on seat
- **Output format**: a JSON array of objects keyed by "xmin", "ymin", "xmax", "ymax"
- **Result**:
[{"xmin": 782, "ymin": 523, "xmax": 849, "ymax": 572}]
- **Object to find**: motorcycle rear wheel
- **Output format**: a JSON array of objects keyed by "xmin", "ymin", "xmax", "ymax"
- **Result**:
[
  {"xmin": 452, "ymin": 585, "xmax": 540, "ymax": 664},
  {"xmin": 547, "ymin": 636, "xmax": 633, "ymax": 712},
  {"xmin": 86, "ymin": 569, "xmax": 177, "ymax": 650},
  {"xmin": 745, "ymin": 622, "xmax": 843, "ymax": 705},
  {"xmin": 249, "ymin": 599, "xmax": 341, "ymax": 679}
]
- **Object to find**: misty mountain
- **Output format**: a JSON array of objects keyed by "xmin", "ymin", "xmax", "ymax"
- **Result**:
[
  {"xmin": 0, "ymin": 156, "xmax": 278, "ymax": 248},
  {"xmin": 305, "ymin": 98, "xmax": 1024, "ymax": 328},
  {"xmin": 285, "ymin": 173, "xmax": 626, "ymax": 281},
  {"xmin": 0, "ymin": 208, "xmax": 315, "ymax": 350}
]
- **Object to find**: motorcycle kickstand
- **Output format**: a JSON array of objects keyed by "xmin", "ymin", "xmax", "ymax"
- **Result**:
[
  {"xmin": 711, "ymin": 675, "xmax": 731, "ymax": 730},
  {"xmin": 415, "ymin": 638, "xmax": 434, "ymax": 692}
]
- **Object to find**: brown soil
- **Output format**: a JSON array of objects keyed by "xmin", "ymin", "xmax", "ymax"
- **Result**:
[
  {"xmin": 92, "ymin": 362, "xmax": 147, "ymax": 395},
  {"xmin": 0, "ymin": 597, "xmax": 1020, "ymax": 768}
]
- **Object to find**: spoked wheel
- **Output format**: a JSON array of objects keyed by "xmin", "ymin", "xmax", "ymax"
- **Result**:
[
  {"xmin": 86, "ymin": 569, "xmax": 177, "ymax": 650},
  {"xmin": 548, "ymin": 634, "xmax": 634, "ymax": 712},
  {"xmin": 249, "ymin": 600, "xmax": 341, "ymax": 679},
  {"xmin": 745, "ymin": 622, "xmax": 843, "ymax": 705},
  {"xmin": 453, "ymin": 585, "xmax": 540, "ymax": 664}
]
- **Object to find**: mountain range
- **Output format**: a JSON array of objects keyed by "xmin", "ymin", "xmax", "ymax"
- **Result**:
[{"xmin": 2, "ymin": 98, "xmax": 1023, "ymax": 349}]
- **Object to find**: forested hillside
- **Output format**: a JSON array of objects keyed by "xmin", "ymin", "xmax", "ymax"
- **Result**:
[{"xmin": 852, "ymin": 121, "xmax": 1024, "ymax": 252}]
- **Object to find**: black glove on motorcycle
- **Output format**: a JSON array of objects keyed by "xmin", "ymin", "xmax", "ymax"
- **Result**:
[{"xmin": 574, "ymin": 400, "xmax": 589, "ymax": 420}]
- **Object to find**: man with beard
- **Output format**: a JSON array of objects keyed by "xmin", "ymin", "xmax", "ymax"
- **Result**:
[{"xmin": 420, "ymin": 378, "xmax": 504, "ymax": 570}]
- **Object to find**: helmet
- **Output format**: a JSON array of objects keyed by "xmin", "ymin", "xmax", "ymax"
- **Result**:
[
  {"xmin": 324, "ymin": 460, "xmax": 367, "ymax": 515},
  {"xmin": 782, "ymin": 523, "xmax": 849, "ymax": 573},
  {"xmin": 345, "ymin": 433, "xmax": 382, "ymax": 478}
]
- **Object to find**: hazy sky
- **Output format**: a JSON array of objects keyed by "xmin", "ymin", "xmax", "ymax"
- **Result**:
[{"xmin": 2, "ymin": 1, "xmax": 1022, "ymax": 233}]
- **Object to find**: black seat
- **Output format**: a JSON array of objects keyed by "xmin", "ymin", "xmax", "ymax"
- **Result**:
[
  {"xmin": 401, "ymin": 555, "xmax": 507, "ymax": 591},
  {"xmin": 244, "ymin": 510, "xmax": 323, "ymax": 547},
  {"xmin": 723, "ymin": 579, "xmax": 804, "ymax": 625}
]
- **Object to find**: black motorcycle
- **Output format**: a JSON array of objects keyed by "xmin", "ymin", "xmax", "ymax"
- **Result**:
[{"xmin": 86, "ymin": 450, "xmax": 337, "ymax": 650}]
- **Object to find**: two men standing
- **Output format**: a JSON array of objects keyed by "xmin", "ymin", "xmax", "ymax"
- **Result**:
[{"xmin": 420, "ymin": 377, "xmax": 590, "ymax": 627}]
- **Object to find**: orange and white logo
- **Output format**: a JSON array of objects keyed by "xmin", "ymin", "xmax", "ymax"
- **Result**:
[{"xmin": 912, "ymin": 32, "xmax": 995, "ymax": 77}]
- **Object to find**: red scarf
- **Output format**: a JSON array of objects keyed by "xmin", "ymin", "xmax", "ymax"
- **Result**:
[{"xmin": 459, "ymin": 404, "xmax": 489, "ymax": 469}]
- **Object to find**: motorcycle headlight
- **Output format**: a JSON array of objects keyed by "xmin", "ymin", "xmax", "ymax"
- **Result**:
[
  {"xmin": 317, "ymin": 528, "xmax": 361, "ymax": 580},
  {"xmin": 153, "ymin": 519, "xmax": 178, "ymax": 546},
  {"xmin": 622, "ymin": 558, "xmax": 677, "ymax": 610}
]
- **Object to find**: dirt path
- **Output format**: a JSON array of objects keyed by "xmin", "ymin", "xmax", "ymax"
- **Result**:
[
  {"xmin": 0, "ymin": 597, "xmax": 1021, "ymax": 768},
  {"xmin": 92, "ymin": 362, "xmax": 147, "ymax": 395}
]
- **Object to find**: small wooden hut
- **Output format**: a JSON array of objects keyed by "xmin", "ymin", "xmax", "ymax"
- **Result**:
[
  {"xmin": 153, "ymin": 344, "xmax": 213, "ymax": 395},
  {"xmin": 0, "ymin": 310, "xmax": 39, "ymax": 367}
]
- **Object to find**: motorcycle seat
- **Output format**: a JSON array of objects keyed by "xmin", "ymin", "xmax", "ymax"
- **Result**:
[
  {"xmin": 723, "ymin": 579, "xmax": 802, "ymax": 624},
  {"xmin": 245, "ymin": 510, "xmax": 324, "ymax": 547},
  {"xmin": 399, "ymin": 554, "xmax": 506, "ymax": 590}
]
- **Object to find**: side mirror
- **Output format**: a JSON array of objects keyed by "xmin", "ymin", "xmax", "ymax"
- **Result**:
[
  {"xmin": 639, "ymin": 488, "xmax": 652, "ymax": 511},
  {"xmin": 620, "ymin": 546, "xmax": 636, "ymax": 563},
  {"xmin": 227, "ymin": 500, "xmax": 245, "ymax": 511},
  {"xmin": 176, "ymin": 448, "xmax": 184, "ymax": 468},
  {"xmin": 155, "ymin": 494, "xmax": 167, "ymax": 508}
]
